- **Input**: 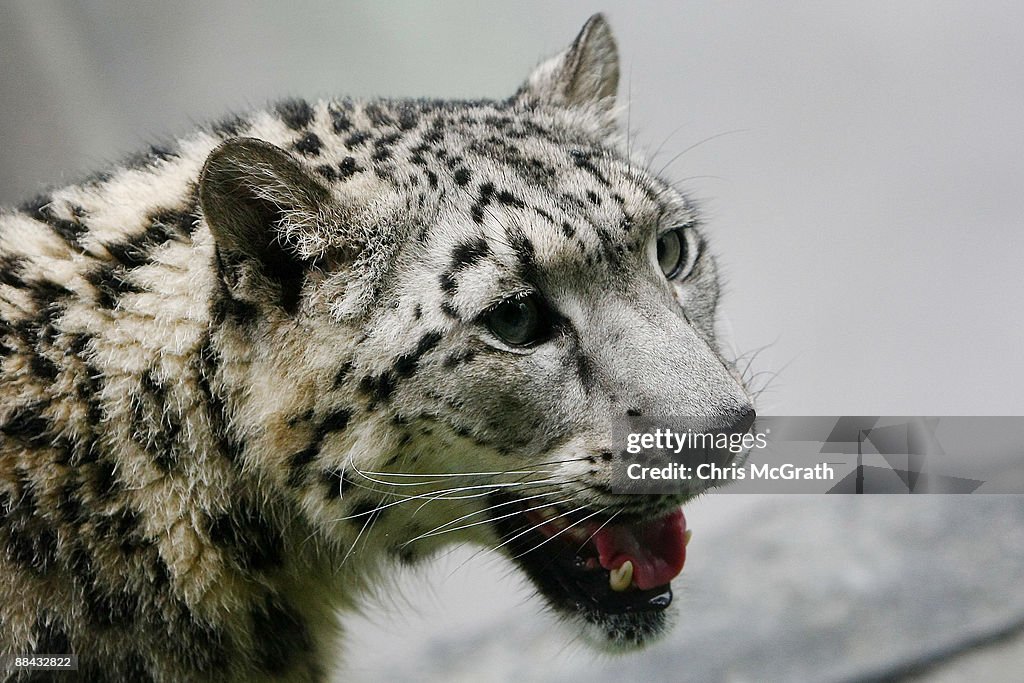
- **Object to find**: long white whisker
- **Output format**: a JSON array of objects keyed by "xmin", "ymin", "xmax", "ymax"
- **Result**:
[
  {"xmin": 339, "ymin": 503, "xmax": 376, "ymax": 568},
  {"xmin": 574, "ymin": 509, "xmax": 620, "ymax": 555},
  {"xmin": 493, "ymin": 504, "xmax": 589, "ymax": 555},
  {"xmin": 444, "ymin": 502, "xmax": 591, "ymax": 578},
  {"xmin": 513, "ymin": 505, "xmax": 608, "ymax": 560},
  {"xmin": 403, "ymin": 496, "xmax": 576, "ymax": 546},
  {"xmin": 406, "ymin": 486, "xmax": 590, "ymax": 542},
  {"xmin": 328, "ymin": 477, "xmax": 566, "ymax": 522},
  {"xmin": 656, "ymin": 128, "xmax": 749, "ymax": 177},
  {"xmin": 357, "ymin": 468, "xmax": 552, "ymax": 480}
]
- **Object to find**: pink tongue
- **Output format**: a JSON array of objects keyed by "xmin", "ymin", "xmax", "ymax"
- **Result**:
[{"xmin": 593, "ymin": 509, "xmax": 687, "ymax": 590}]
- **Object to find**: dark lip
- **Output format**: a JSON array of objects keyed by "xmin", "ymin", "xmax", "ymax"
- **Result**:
[{"xmin": 487, "ymin": 492, "xmax": 673, "ymax": 615}]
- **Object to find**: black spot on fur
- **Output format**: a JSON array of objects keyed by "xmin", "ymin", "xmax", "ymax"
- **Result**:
[
  {"xmin": 586, "ymin": 190, "xmax": 602, "ymax": 206},
  {"xmin": 574, "ymin": 350, "xmax": 595, "ymax": 392},
  {"xmin": 365, "ymin": 103, "xmax": 396, "ymax": 128},
  {"xmin": 1, "ymin": 402, "xmax": 51, "ymax": 445},
  {"xmin": 470, "ymin": 181, "xmax": 495, "ymax": 224},
  {"xmin": 33, "ymin": 615, "xmax": 72, "ymax": 655},
  {"xmin": 212, "ymin": 113, "xmax": 246, "ymax": 136},
  {"xmin": 338, "ymin": 156, "xmax": 364, "ymax": 179},
  {"xmin": 93, "ymin": 508, "xmax": 147, "ymax": 556},
  {"xmin": 393, "ymin": 331, "xmax": 443, "ymax": 378},
  {"xmin": 443, "ymin": 348, "xmax": 477, "ymax": 368},
  {"xmin": 287, "ymin": 408, "xmax": 314, "ymax": 428},
  {"xmin": 570, "ymin": 148, "xmax": 609, "ymax": 185},
  {"xmin": 438, "ymin": 271, "xmax": 457, "ymax": 294},
  {"xmin": 86, "ymin": 265, "xmax": 143, "ymax": 309},
  {"xmin": 294, "ymin": 132, "xmax": 322, "ymax": 156},
  {"xmin": 83, "ymin": 576, "xmax": 139, "ymax": 628},
  {"xmin": 4, "ymin": 514, "xmax": 58, "ymax": 576},
  {"xmin": 359, "ymin": 373, "xmax": 396, "ymax": 404},
  {"xmin": 56, "ymin": 481, "xmax": 87, "ymax": 527},
  {"xmin": 29, "ymin": 352, "xmax": 60, "ymax": 381},
  {"xmin": 507, "ymin": 229, "xmax": 536, "ymax": 270},
  {"xmin": 561, "ymin": 221, "xmax": 575, "ymax": 238},
  {"xmin": 0, "ymin": 254, "xmax": 26, "ymax": 288},
  {"xmin": 345, "ymin": 130, "xmax": 372, "ymax": 148},
  {"xmin": 287, "ymin": 445, "xmax": 319, "ymax": 487},
  {"xmin": 450, "ymin": 238, "xmax": 490, "ymax": 271},
  {"xmin": 315, "ymin": 164, "xmax": 339, "ymax": 181},
  {"xmin": 318, "ymin": 407, "xmax": 353, "ymax": 435},
  {"xmin": 391, "ymin": 544, "xmax": 418, "ymax": 565},
  {"xmin": 25, "ymin": 279, "xmax": 73, "ymax": 323},
  {"xmin": 207, "ymin": 502, "xmax": 283, "ymax": 573},
  {"xmin": 147, "ymin": 144, "xmax": 176, "ymax": 163},
  {"xmin": 532, "ymin": 206, "xmax": 554, "ymax": 224},
  {"xmin": 150, "ymin": 208, "xmax": 199, "ymax": 237},
  {"xmin": 350, "ymin": 499, "xmax": 382, "ymax": 524},
  {"xmin": 413, "ymin": 304, "xmax": 423, "ymax": 320},
  {"xmin": 329, "ymin": 105, "xmax": 352, "ymax": 133},
  {"xmin": 165, "ymin": 599, "xmax": 230, "ymax": 672},
  {"xmin": 497, "ymin": 190, "xmax": 525, "ymax": 208},
  {"xmin": 440, "ymin": 301, "xmax": 460, "ymax": 319},
  {"xmin": 91, "ymin": 460, "xmax": 119, "ymax": 501},
  {"xmin": 21, "ymin": 195, "xmax": 88, "ymax": 249},
  {"xmin": 211, "ymin": 288, "xmax": 259, "ymax": 327},
  {"xmin": 131, "ymin": 369, "xmax": 182, "ymax": 472},
  {"xmin": 453, "ymin": 168, "xmax": 471, "ymax": 186},
  {"xmin": 195, "ymin": 340, "xmax": 245, "ymax": 467},
  {"xmin": 398, "ymin": 107, "xmax": 419, "ymax": 130},
  {"xmin": 105, "ymin": 216, "xmax": 185, "ymax": 269},
  {"xmin": 332, "ymin": 361, "xmax": 354, "ymax": 388},
  {"xmin": 320, "ymin": 467, "xmax": 354, "ymax": 500},
  {"xmin": 251, "ymin": 598, "xmax": 311, "ymax": 675},
  {"xmin": 276, "ymin": 98, "xmax": 314, "ymax": 130}
]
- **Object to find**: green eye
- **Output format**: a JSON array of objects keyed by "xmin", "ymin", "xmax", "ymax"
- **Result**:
[
  {"xmin": 656, "ymin": 227, "xmax": 694, "ymax": 279},
  {"xmin": 485, "ymin": 295, "xmax": 546, "ymax": 346}
]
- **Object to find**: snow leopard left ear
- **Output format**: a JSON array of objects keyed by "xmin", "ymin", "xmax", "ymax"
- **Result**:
[
  {"xmin": 513, "ymin": 14, "xmax": 619, "ymax": 115},
  {"xmin": 199, "ymin": 137, "xmax": 335, "ymax": 315}
]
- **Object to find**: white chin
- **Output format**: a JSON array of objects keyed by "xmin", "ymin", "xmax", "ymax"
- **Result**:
[{"xmin": 569, "ymin": 604, "xmax": 676, "ymax": 653}]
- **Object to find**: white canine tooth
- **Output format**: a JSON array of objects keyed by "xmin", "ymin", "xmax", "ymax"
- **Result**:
[
  {"xmin": 609, "ymin": 560, "xmax": 633, "ymax": 592},
  {"xmin": 684, "ymin": 529, "xmax": 693, "ymax": 546}
]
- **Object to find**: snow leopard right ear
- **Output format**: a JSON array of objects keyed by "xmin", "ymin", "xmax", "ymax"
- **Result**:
[
  {"xmin": 512, "ymin": 14, "xmax": 619, "ymax": 115},
  {"xmin": 199, "ymin": 137, "xmax": 335, "ymax": 315}
]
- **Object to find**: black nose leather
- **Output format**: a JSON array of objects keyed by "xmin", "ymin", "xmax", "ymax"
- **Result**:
[{"xmin": 725, "ymin": 406, "xmax": 756, "ymax": 437}]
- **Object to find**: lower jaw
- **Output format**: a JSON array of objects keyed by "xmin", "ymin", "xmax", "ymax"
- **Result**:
[{"xmin": 485, "ymin": 493, "xmax": 677, "ymax": 620}]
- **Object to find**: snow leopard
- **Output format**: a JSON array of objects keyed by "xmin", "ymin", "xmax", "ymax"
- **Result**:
[{"xmin": 0, "ymin": 14, "xmax": 754, "ymax": 682}]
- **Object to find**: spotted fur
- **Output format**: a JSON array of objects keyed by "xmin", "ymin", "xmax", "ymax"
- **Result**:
[{"xmin": 0, "ymin": 15, "xmax": 752, "ymax": 682}]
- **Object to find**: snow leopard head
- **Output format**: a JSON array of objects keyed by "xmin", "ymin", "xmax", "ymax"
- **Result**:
[{"xmin": 198, "ymin": 14, "xmax": 754, "ymax": 650}]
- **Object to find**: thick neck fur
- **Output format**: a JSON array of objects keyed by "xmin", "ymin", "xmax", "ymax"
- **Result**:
[{"xmin": 0, "ymin": 105, "xmax": 507, "ymax": 681}]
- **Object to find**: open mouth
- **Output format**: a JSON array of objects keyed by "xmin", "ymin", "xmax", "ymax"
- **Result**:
[{"xmin": 488, "ymin": 493, "xmax": 689, "ymax": 616}]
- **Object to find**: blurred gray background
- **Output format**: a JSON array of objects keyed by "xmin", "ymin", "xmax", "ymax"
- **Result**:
[{"xmin": 2, "ymin": 1, "xmax": 1022, "ymax": 681}]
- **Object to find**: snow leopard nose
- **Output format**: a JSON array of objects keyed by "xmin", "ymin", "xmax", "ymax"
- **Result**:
[{"xmin": 719, "ymin": 405, "xmax": 756, "ymax": 438}]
